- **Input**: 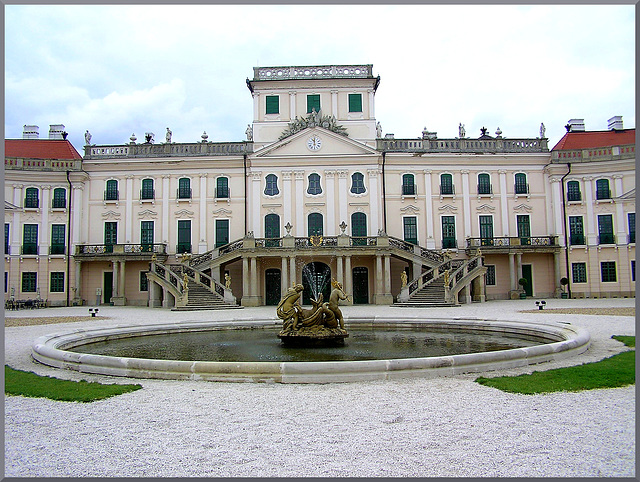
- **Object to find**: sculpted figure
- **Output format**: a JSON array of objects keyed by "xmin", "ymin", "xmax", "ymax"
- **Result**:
[
  {"xmin": 277, "ymin": 284, "xmax": 304, "ymax": 331},
  {"xmin": 443, "ymin": 269, "xmax": 450, "ymax": 286},
  {"xmin": 245, "ymin": 124, "xmax": 253, "ymax": 141},
  {"xmin": 224, "ymin": 273, "xmax": 231, "ymax": 290},
  {"xmin": 183, "ymin": 273, "xmax": 189, "ymax": 290},
  {"xmin": 459, "ymin": 123, "xmax": 466, "ymax": 138},
  {"xmin": 84, "ymin": 130, "xmax": 92, "ymax": 145},
  {"xmin": 401, "ymin": 270, "xmax": 408, "ymax": 288},
  {"xmin": 540, "ymin": 122, "xmax": 546, "ymax": 138},
  {"xmin": 328, "ymin": 279, "xmax": 349, "ymax": 330},
  {"xmin": 166, "ymin": 127, "xmax": 172, "ymax": 143},
  {"xmin": 376, "ymin": 122, "xmax": 382, "ymax": 138}
]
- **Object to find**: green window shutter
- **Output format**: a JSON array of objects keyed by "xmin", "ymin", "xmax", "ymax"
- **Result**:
[
  {"xmin": 307, "ymin": 94, "xmax": 320, "ymax": 114},
  {"xmin": 348, "ymin": 94, "xmax": 362, "ymax": 113},
  {"xmin": 51, "ymin": 225, "xmax": 65, "ymax": 254},
  {"xmin": 177, "ymin": 220, "xmax": 191, "ymax": 253},
  {"xmin": 215, "ymin": 219, "xmax": 229, "ymax": 248},
  {"xmin": 598, "ymin": 214, "xmax": 614, "ymax": 244},
  {"xmin": 141, "ymin": 221, "xmax": 154, "ymax": 250},
  {"xmin": 442, "ymin": 216, "xmax": 456, "ymax": 248},
  {"xmin": 22, "ymin": 272, "xmax": 37, "ymax": 292},
  {"xmin": 403, "ymin": 217, "xmax": 418, "ymax": 245},
  {"xmin": 308, "ymin": 213, "xmax": 323, "ymax": 237},
  {"xmin": 351, "ymin": 212, "xmax": 367, "ymax": 245},
  {"xmin": 479, "ymin": 216, "xmax": 494, "ymax": 245},
  {"xmin": 266, "ymin": 96, "xmax": 279, "ymax": 114},
  {"xmin": 50, "ymin": 272, "xmax": 64, "ymax": 293},
  {"xmin": 52, "ymin": 188, "xmax": 66, "ymax": 208},
  {"xmin": 569, "ymin": 216, "xmax": 585, "ymax": 245},
  {"xmin": 216, "ymin": 177, "xmax": 229, "ymax": 198},
  {"xmin": 141, "ymin": 179, "xmax": 154, "ymax": 199},
  {"xmin": 23, "ymin": 224, "xmax": 38, "ymax": 254},
  {"xmin": 440, "ymin": 174, "xmax": 453, "ymax": 195}
]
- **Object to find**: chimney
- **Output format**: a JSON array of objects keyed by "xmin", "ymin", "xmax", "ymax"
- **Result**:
[
  {"xmin": 23, "ymin": 125, "xmax": 39, "ymax": 139},
  {"xmin": 607, "ymin": 116, "xmax": 623, "ymax": 131},
  {"xmin": 566, "ymin": 119, "xmax": 585, "ymax": 132},
  {"xmin": 49, "ymin": 124, "xmax": 66, "ymax": 139}
]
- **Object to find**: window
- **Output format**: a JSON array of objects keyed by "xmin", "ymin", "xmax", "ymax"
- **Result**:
[
  {"xmin": 264, "ymin": 174, "xmax": 279, "ymax": 196},
  {"xmin": 632, "ymin": 260, "xmax": 636, "ymax": 282},
  {"xmin": 105, "ymin": 180, "xmax": 119, "ymax": 201},
  {"xmin": 307, "ymin": 94, "xmax": 320, "ymax": 113},
  {"xmin": 598, "ymin": 214, "xmax": 614, "ymax": 244},
  {"xmin": 141, "ymin": 221, "xmax": 154, "ymax": 252},
  {"xmin": 442, "ymin": 216, "xmax": 456, "ymax": 248},
  {"xmin": 141, "ymin": 179, "xmax": 154, "ymax": 200},
  {"xmin": 266, "ymin": 95, "xmax": 279, "ymax": 115},
  {"xmin": 5, "ymin": 224, "xmax": 9, "ymax": 255},
  {"xmin": 569, "ymin": 216, "xmax": 585, "ymax": 245},
  {"xmin": 485, "ymin": 265, "xmax": 496, "ymax": 285},
  {"xmin": 50, "ymin": 272, "xmax": 64, "ymax": 293},
  {"xmin": 308, "ymin": 213, "xmax": 323, "ymax": 237},
  {"xmin": 440, "ymin": 174, "xmax": 454, "ymax": 195},
  {"xmin": 402, "ymin": 174, "xmax": 415, "ymax": 196},
  {"xmin": 216, "ymin": 177, "xmax": 229, "ymax": 199},
  {"xmin": 104, "ymin": 222, "xmax": 117, "ymax": 252},
  {"xmin": 601, "ymin": 261, "xmax": 617, "ymax": 282},
  {"xmin": 52, "ymin": 188, "xmax": 66, "ymax": 208},
  {"xmin": 22, "ymin": 272, "xmax": 37, "ymax": 293},
  {"xmin": 517, "ymin": 215, "xmax": 531, "ymax": 244},
  {"xmin": 215, "ymin": 219, "xmax": 229, "ymax": 248},
  {"xmin": 477, "ymin": 173, "xmax": 492, "ymax": 195},
  {"xmin": 4, "ymin": 272, "xmax": 7, "ymax": 293},
  {"xmin": 178, "ymin": 178, "xmax": 191, "ymax": 199},
  {"xmin": 403, "ymin": 217, "xmax": 418, "ymax": 245},
  {"xmin": 351, "ymin": 212, "xmax": 367, "ymax": 246},
  {"xmin": 572, "ymin": 263, "xmax": 587, "ymax": 283},
  {"xmin": 140, "ymin": 272, "xmax": 149, "ymax": 292},
  {"xmin": 177, "ymin": 220, "xmax": 191, "ymax": 253},
  {"xmin": 22, "ymin": 224, "xmax": 38, "ymax": 255},
  {"xmin": 479, "ymin": 216, "xmax": 494, "ymax": 246},
  {"xmin": 628, "ymin": 213, "xmax": 635, "ymax": 244},
  {"xmin": 350, "ymin": 172, "xmax": 365, "ymax": 194},
  {"xmin": 307, "ymin": 173, "xmax": 322, "ymax": 195},
  {"xmin": 595, "ymin": 179, "xmax": 611, "ymax": 200},
  {"xmin": 567, "ymin": 181, "xmax": 581, "ymax": 202},
  {"xmin": 348, "ymin": 93, "xmax": 362, "ymax": 113},
  {"xmin": 50, "ymin": 225, "xmax": 65, "ymax": 255},
  {"xmin": 514, "ymin": 173, "xmax": 528, "ymax": 194},
  {"xmin": 25, "ymin": 187, "xmax": 39, "ymax": 208},
  {"xmin": 264, "ymin": 214, "xmax": 280, "ymax": 247}
]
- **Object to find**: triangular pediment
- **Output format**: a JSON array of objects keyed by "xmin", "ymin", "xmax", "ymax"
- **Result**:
[{"xmin": 252, "ymin": 127, "xmax": 378, "ymax": 158}]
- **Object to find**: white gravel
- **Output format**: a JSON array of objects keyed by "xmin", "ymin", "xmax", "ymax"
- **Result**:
[{"xmin": 4, "ymin": 298, "xmax": 636, "ymax": 477}]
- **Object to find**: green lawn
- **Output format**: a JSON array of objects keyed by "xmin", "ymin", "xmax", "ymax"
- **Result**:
[
  {"xmin": 476, "ymin": 335, "xmax": 635, "ymax": 394},
  {"xmin": 5, "ymin": 365, "xmax": 142, "ymax": 402}
]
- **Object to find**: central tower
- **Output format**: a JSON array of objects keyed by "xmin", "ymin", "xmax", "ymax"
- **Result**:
[{"xmin": 246, "ymin": 64, "xmax": 381, "ymax": 149}]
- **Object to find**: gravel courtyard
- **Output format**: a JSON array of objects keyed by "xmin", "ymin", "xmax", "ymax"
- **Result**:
[{"xmin": 4, "ymin": 298, "xmax": 636, "ymax": 477}]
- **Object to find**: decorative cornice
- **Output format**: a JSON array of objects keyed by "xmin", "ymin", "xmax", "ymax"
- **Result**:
[
  {"xmin": 513, "ymin": 203, "xmax": 533, "ymax": 213},
  {"xmin": 438, "ymin": 204, "xmax": 458, "ymax": 213},
  {"xmin": 212, "ymin": 208, "xmax": 232, "ymax": 217},
  {"xmin": 294, "ymin": 170, "xmax": 305, "ymax": 180},
  {"xmin": 282, "ymin": 170, "xmax": 292, "ymax": 180},
  {"xmin": 175, "ymin": 209, "xmax": 194, "ymax": 218},
  {"xmin": 324, "ymin": 170, "xmax": 335, "ymax": 178},
  {"xmin": 138, "ymin": 209, "xmax": 158, "ymax": 219},
  {"xmin": 102, "ymin": 210, "xmax": 121, "ymax": 220},
  {"xmin": 476, "ymin": 204, "xmax": 495, "ymax": 213},
  {"xmin": 400, "ymin": 204, "xmax": 420, "ymax": 215},
  {"xmin": 278, "ymin": 111, "xmax": 348, "ymax": 141}
]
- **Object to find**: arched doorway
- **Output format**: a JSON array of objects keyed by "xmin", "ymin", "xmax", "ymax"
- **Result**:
[
  {"xmin": 265, "ymin": 268, "xmax": 281, "ymax": 306},
  {"xmin": 302, "ymin": 262, "xmax": 331, "ymax": 305},
  {"xmin": 352, "ymin": 267, "xmax": 369, "ymax": 304}
]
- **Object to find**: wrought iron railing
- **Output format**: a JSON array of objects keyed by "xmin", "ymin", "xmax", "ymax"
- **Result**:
[
  {"xmin": 466, "ymin": 236, "xmax": 558, "ymax": 248},
  {"xmin": 76, "ymin": 243, "xmax": 167, "ymax": 255}
]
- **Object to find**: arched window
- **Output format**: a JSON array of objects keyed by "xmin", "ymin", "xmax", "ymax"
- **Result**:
[
  {"xmin": 141, "ymin": 179, "xmax": 154, "ymax": 200},
  {"xmin": 52, "ymin": 188, "xmax": 66, "ymax": 208},
  {"xmin": 477, "ymin": 173, "xmax": 492, "ymax": 195},
  {"xmin": 596, "ymin": 179, "xmax": 610, "ymax": 200},
  {"xmin": 567, "ymin": 180, "xmax": 581, "ymax": 202},
  {"xmin": 265, "ymin": 214, "xmax": 280, "ymax": 247},
  {"xmin": 308, "ymin": 213, "xmax": 323, "ymax": 237},
  {"xmin": 105, "ymin": 180, "xmax": 118, "ymax": 201},
  {"xmin": 264, "ymin": 174, "xmax": 279, "ymax": 196},
  {"xmin": 216, "ymin": 177, "xmax": 229, "ymax": 198},
  {"xmin": 350, "ymin": 172, "xmax": 365, "ymax": 194},
  {"xmin": 24, "ymin": 187, "xmax": 39, "ymax": 208},
  {"xmin": 351, "ymin": 212, "xmax": 367, "ymax": 246},
  {"xmin": 514, "ymin": 173, "xmax": 528, "ymax": 194},
  {"xmin": 307, "ymin": 173, "xmax": 322, "ymax": 195},
  {"xmin": 178, "ymin": 178, "xmax": 191, "ymax": 199},
  {"xmin": 440, "ymin": 173, "xmax": 454, "ymax": 195},
  {"xmin": 402, "ymin": 174, "xmax": 415, "ymax": 195}
]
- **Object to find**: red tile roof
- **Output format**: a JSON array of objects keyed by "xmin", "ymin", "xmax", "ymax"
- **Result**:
[
  {"xmin": 552, "ymin": 129, "xmax": 636, "ymax": 151},
  {"xmin": 4, "ymin": 139, "xmax": 82, "ymax": 160}
]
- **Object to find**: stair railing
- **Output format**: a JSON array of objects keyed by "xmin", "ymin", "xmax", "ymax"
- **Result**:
[
  {"xmin": 169, "ymin": 263, "xmax": 236, "ymax": 305},
  {"xmin": 148, "ymin": 260, "xmax": 188, "ymax": 307},
  {"xmin": 444, "ymin": 256, "xmax": 485, "ymax": 302}
]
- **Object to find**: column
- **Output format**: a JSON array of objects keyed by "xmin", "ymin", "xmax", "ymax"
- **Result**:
[
  {"xmin": 112, "ymin": 260, "xmax": 119, "ymax": 299},
  {"xmin": 509, "ymin": 252, "xmax": 516, "ymax": 291},
  {"xmin": 516, "ymin": 252, "xmax": 523, "ymax": 281},
  {"xmin": 11, "ymin": 184, "xmax": 22, "ymax": 254},
  {"xmin": 368, "ymin": 169, "xmax": 379, "ymax": 236},
  {"xmin": 383, "ymin": 255, "xmax": 391, "ymax": 296},
  {"xmin": 74, "ymin": 261, "xmax": 82, "ymax": 304},
  {"xmin": 550, "ymin": 177, "xmax": 565, "ymax": 246},
  {"xmin": 423, "ymin": 170, "xmax": 435, "ymax": 248},
  {"xmin": 72, "ymin": 185, "xmax": 84, "ymax": 245},
  {"xmin": 118, "ymin": 260, "xmax": 126, "ymax": 305},
  {"xmin": 613, "ymin": 175, "xmax": 626, "ymax": 244},
  {"xmin": 289, "ymin": 91, "xmax": 296, "ymax": 120},
  {"xmin": 251, "ymin": 172, "xmax": 262, "ymax": 237},
  {"xmin": 242, "ymin": 257, "xmax": 249, "ymax": 305},
  {"xmin": 283, "ymin": 171, "xmax": 292, "ymax": 228},
  {"xmin": 125, "ymin": 175, "xmax": 133, "ymax": 243},
  {"xmin": 583, "ymin": 177, "xmax": 596, "ymax": 245},
  {"xmin": 338, "ymin": 170, "xmax": 348, "ymax": 227},
  {"xmin": 331, "ymin": 90, "xmax": 338, "ymax": 117},
  {"xmin": 252, "ymin": 92, "xmax": 259, "ymax": 122},
  {"xmin": 289, "ymin": 255, "xmax": 296, "ymax": 286},
  {"xmin": 368, "ymin": 90, "xmax": 375, "ymax": 119},
  {"xmin": 499, "ymin": 170, "xmax": 509, "ymax": 236},
  {"xmin": 250, "ymin": 257, "xmax": 257, "ymax": 298},
  {"xmin": 325, "ymin": 170, "xmax": 336, "ymax": 235},
  {"xmin": 553, "ymin": 251, "xmax": 562, "ymax": 297},
  {"xmin": 375, "ymin": 255, "xmax": 383, "ymax": 302},
  {"xmin": 281, "ymin": 257, "xmax": 288, "ymax": 295},
  {"xmin": 162, "ymin": 175, "xmax": 170, "ymax": 244},
  {"xmin": 294, "ymin": 171, "xmax": 304, "ymax": 237},
  {"xmin": 336, "ymin": 255, "xmax": 344, "ymax": 287},
  {"xmin": 461, "ymin": 170, "xmax": 471, "ymax": 238},
  {"xmin": 41, "ymin": 185, "xmax": 50, "ymax": 255},
  {"xmin": 344, "ymin": 256, "xmax": 352, "ymax": 304},
  {"xmin": 199, "ymin": 173, "xmax": 208, "ymax": 253}
]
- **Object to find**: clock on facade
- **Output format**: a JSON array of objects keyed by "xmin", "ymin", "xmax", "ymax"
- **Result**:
[{"xmin": 307, "ymin": 135, "xmax": 322, "ymax": 151}]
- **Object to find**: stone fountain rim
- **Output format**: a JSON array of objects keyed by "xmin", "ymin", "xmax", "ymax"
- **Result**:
[{"xmin": 31, "ymin": 317, "xmax": 591, "ymax": 384}]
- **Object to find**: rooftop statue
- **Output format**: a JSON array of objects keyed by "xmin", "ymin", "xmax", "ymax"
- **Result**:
[
  {"xmin": 166, "ymin": 127, "xmax": 172, "ymax": 143},
  {"xmin": 85, "ymin": 130, "xmax": 92, "ymax": 145}
]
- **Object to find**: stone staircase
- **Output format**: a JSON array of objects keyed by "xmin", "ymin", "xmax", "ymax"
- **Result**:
[
  {"xmin": 172, "ymin": 283, "xmax": 242, "ymax": 311},
  {"xmin": 394, "ymin": 282, "xmax": 458, "ymax": 307}
]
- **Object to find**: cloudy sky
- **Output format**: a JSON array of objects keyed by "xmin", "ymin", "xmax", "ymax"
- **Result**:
[{"xmin": 5, "ymin": 4, "xmax": 635, "ymax": 153}]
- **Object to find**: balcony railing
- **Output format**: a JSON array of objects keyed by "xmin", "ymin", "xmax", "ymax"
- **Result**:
[
  {"xmin": 466, "ymin": 236, "xmax": 558, "ymax": 248},
  {"xmin": 86, "ymin": 141, "xmax": 252, "ymax": 159},
  {"xmin": 630, "ymin": 233, "xmax": 635, "ymax": 244},
  {"xmin": 140, "ymin": 189, "xmax": 155, "ymax": 200},
  {"xmin": 50, "ymin": 245, "xmax": 66, "ymax": 255},
  {"xmin": 215, "ymin": 187, "xmax": 229, "ymax": 199},
  {"xmin": 402, "ymin": 185, "xmax": 416, "ymax": 196},
  {"xmin": 176, "ymin": 243, "xmax": 192, "ymax": 254},
  {"xmin": 515, "ymin": 183, "xmax": 530, "ymax": 195},
  {"xmin": 477, "ymin": 184, "xmax": 493, "ymax": 195},
  {"xmin": 442, "ymin": 237, "xmax": 457, "ymax": 249},
  {"xmin": 21, "ymin": 244, "xmax": 39, "ymax": 255},
  {"xmin": 52, "ymin": 198, "xmax": 67, "ymax": 209},
  {"xmin": 24, "ymin": 198, "xmax": 39, "ymax": 209},
  {"xmin": 596, "ymin": 189, "xmax": 611, "ymax": 200},
  {"xmin": 104, "ymin": 190, "xmax": 119, "ymax": 201},
  {"xmin": 76, "ymin": 243, "xmax": 167, "ymax": 255},
  {"xmin": 177, "ymin": 188, "xmax": 192, "ymax": 200},
  {"xmin": 440, "ymin": 184, "xmax": 455, "ymax": 196},
  {"xmin": 570, "ymin": 234, "xmax": 585, "ymax": 246},
  {"xmin": 378, "ymin": 137, "xmax": 549, "ymax": 153},
  {"xmin": 598, "ymin": 234, "xmax": 616, "ymax": 245},
  {"xmin": 567, "ymin": 191, "xmax": 582, "ymax": 202}
]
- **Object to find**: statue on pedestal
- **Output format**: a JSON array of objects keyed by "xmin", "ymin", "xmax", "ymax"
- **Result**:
[
  {"xmin": 401, "ymin": 270, "xmax": 408, "ymax": 288},
  {"xmin": 85, "ymin": 130, "xmax": 92, "ymax": 145},
  {"xmin": 166, "ymin": 127, "xmax": 172, "ymax": 143},
  {"xmin": 224, "ymin": 273, "xmax": 232, "ymax": 290}
]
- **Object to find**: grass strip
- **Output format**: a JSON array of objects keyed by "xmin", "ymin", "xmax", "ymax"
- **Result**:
[
  {"xmin": 476, "ymin": 335, "xmax": 635, "ymax": 394},
  {"xmin": 5, "ymin": 365, "xmax": 142, "ymax": 402}
]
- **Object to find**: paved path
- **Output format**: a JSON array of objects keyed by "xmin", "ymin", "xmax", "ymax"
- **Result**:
[{"xmin": 4, "ymin": 298, "xmax": 636, "ymax": 477}]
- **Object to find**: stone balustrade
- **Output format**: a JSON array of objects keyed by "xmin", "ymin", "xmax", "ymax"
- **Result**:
[
  {"xmin": 378, "ymin": 137, "xmax": 548, "ymax": 153},
  {"xmin": 85, "ymin": 141, "xmax": 252, "ymax": 159},
  {"xmin": 253, "ymin": 64, "xmax": 373, "ymax": 81}
]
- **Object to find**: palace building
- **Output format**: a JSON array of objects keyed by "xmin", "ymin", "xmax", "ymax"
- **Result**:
[{"xmin": 4, "ymin": 65, "xmax": 636, "ymax": 308}]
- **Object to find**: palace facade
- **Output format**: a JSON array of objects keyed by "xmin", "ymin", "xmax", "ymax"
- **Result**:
[{"xmin": 4, "ymin": 65, "xmax": 636, "ymax": 308}]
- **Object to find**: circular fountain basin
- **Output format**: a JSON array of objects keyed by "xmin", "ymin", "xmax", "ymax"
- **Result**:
[{"xmin": 31, "ymin": 316, "xmax": 590, "ymax": 384}]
